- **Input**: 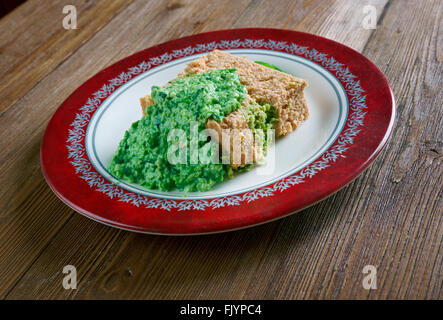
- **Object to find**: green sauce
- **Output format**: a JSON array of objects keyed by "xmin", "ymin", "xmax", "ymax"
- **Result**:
[
  {"xmin": 254, "ymin": 61, "xmax": 285, "ymax": 73},
  {"xmin": 108, "ymin": 69, "xmax": 246, "ymax": 192},
  {"xmin": 108, "ymin": 68, "xmax": 278, "ymax": 193}
]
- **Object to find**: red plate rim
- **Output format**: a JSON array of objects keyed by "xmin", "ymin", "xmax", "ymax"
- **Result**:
[{"xmin": 41, "ymin": 28, "xmax": 396, "ymax": 235}]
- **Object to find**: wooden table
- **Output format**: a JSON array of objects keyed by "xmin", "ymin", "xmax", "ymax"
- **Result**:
[{"xmin": 0, "ymin": 0, "xmax": 441, "ymax": 300}]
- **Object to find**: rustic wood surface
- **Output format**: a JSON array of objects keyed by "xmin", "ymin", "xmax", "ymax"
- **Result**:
[{"xmin": 0, "ymin": 0, "xmax": 441, "ymax": 300}]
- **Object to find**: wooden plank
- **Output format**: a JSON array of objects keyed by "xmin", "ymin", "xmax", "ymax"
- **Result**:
[
  {"xmin": 0, "ymin": 0, "xmax": 169, "ymax": 204},
  {"xmin": 0, "ymin": 0, "xmax": 174, "ymax": 298},
  {"xmin": 234, "ymin": 0, "xmax": 388, "ymax": 52},
  {"xmin": 5, "ymin": 214, "xmax": 124, "ymax": 299},
  {"xmin": 295, "ymin": 0, "xmax": 388, "ymax": 52},
  {"xmin": 3, "ymin": 0, "xmax": 396, "ymax": 299},
  {"xmin": 245, "ymin": 0, "xmax": 443, "ymax": 299},
  {"xmin": 0, "ymin": 0, "xmax": 133, "ymax": 114},
  {"xmin": 103, "ymin": 0, "xmax": 254, "ymax": 62},
  {"xmin": 231, "ymin": 0, "xmax": 323, "ymax": 29},
  {"xmin": 0, "ymin": 0, "xmax": 256, "ymax": 299},
  {"xmin": 0, "ymin": 0, "xmax": 96, "ymax": 76},
  {"xmin": 350, "ymin": 0, "xmax": 443, "ymax": 299}
]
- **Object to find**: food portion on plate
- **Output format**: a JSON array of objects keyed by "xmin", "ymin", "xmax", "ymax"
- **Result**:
[{"xmin": 108, "ymin": 50, "xmax": 309, "ymax": 192}]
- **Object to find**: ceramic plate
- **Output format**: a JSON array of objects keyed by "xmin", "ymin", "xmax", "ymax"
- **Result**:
[{"xmin": 41, "ymin": 28, "xmax": 395, "ymax": 235}]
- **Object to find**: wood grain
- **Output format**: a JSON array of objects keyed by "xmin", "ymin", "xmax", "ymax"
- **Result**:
[
  {"xmin": 0, "ymin": 0, "xmax": 441, "ymax": 299},
  {"xmin": 0, "ymin": 0, "xmax": 132, "ymax": 113},
  {"xmin": 0, "ymin": 0, "xmax": 93, "ymax": 76}
]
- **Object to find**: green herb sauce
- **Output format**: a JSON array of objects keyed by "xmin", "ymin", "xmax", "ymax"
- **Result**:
[{"xmin": 108, "ymin": 68, "xmax": 277, "ymax": 192}]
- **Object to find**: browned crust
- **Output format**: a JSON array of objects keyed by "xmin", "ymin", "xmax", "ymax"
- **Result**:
[{"xmin": 181, "ymin": 50, "xmax": 309, "ymax": 137}]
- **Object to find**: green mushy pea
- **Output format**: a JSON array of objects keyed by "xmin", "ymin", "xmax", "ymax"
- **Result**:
[
  {"xmin": 243, "ymin": 101, "xmax": 278, "ymax": 151},
  {"xmin": 108, "ymin": 69, "xmax": 247, "ymax": 192}
]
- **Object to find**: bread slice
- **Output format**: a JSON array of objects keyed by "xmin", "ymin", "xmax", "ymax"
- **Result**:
[
  {"xmin": 139, "ymin": 50, "xmax": 309, "ymax": 168},
  {"xmin": 181, "ymin": 50, "xmax": 309, "ymax": 137}
]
